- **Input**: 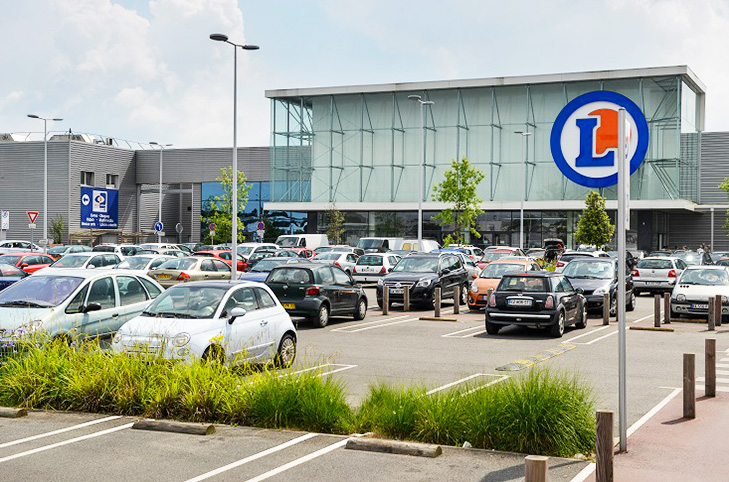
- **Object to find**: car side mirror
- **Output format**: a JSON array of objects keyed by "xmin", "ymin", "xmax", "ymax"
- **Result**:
[
  {"xmin": 20, "ymin": 263, "xmax": 29, "ymax": 268},
  {"xmin": 83, "ymin": 302, "xmax": 102, "ymax": 313},
  {"xmin": 472, "ymin": 273, "xmax": 478, "ymax": 279},
  {"xmin": 228, "ymin": 307, "xmax": 247, "ymax": 324},
  {"xmin": 575, "ymin": 287, "xmax": 584, "ymax": 295},
  {"xmin": 87, "ymin": 265, "xmax": 96, "ymax": 269}
]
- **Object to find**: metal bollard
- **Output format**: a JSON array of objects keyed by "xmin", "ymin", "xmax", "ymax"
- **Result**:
[
  {"xmin": 684, "ymin": 353, "xmax": 696, "ymax": 419},
  {"xmin": 706, "ymin": 339, "xmax": 716, "ymax": 398},
  {"xmin": 524, "ymin": 455, "xmax": 548, "ymax": 482},
  {"xmin": 453, "ymin": 285, "xmax": 460, "ymax": 314},
  {"xmin": 602, "ymin": 293, "xmax": 610, "ymax": 325},
  {"xmin": 434, "ymin": 287, "xmax": 441, "ymax": 318},
  {"xmin": 654, "ymin": 294, "xmax": 661, "ymax": 327},
  {"xmin": 596, "ymin": 410, "xmax": 613, "ymax": 482},
  {"xmin": 382, "ymin": 287, "xmax": 389, "ymax": 315},
  {"xmin": 715, "ymin": 294, "xmax": 722, "ymax": 327},
  {"xmin": 403, "ymin": 286, "xmax": 410, "ymax": 312},
  {"xmin": 664, "ymin": 292, "xmax": 671, "ymax": 324},
  {"xmin": 708, "ymin": 298, "xmax": 715, "ymax": 331}
]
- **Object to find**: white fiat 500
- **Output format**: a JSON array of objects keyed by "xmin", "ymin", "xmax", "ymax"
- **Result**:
[
  {"xmin": 112, "ymin": 281, "xmax": 297, "ymax": 367},
  {"xmin": 670, "ymin": 265, "xmax": 729, "ymax": 321}
]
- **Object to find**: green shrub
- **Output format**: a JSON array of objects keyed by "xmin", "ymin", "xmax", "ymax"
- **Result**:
[{"xmin": 354, "ymin": 384, "xmax": 426, "ymax": 439}]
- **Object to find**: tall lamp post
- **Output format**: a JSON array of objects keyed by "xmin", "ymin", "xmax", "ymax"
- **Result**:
[
  {"xmin": 210, "ymin": 33, "xmax": 259, "ymax": 281},
  {"xmin": 150, "ymin": 142, "xmax": 172, "ymax": 243},
  {"xmin": 514, "ymin": 131, "xmax": 532, "ymax": 250},
  {"xmin": 27, "ymin": 114, "xmax": 63, "ymax": 253},
  {"xmin": 408, "ymin": 95, "xmax": 434, "ymax": 251}
]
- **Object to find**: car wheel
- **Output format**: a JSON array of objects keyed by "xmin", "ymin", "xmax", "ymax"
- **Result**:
[
  {"xmin": 312, "ymin": 303, "xmax": 330, "ymax": 328},
  {"xmin": 377, "ymin": 297, "xmax": 383, "ymax": 309},
  {"xmin": 460, "ymin": 283, "xmax": 469, "ymax": 305},
  {"xmin": 353, "ymin": 298, "xmax": 367, "ymax": 320},
  {"xmin": 550, "ymin": 310, "xmax": 565, "ymax": 338},
  {"xmin": 485, "ymin": 318, "xmax": 501, "ymax": 335},
  {"xmin": 202, "ymin": 345, "xmax": 225, "ymax": 365},
  {"xmin": 575, "ymin": 302, "xmax": 588, "ymax": 329},
  {"xmin": 609, "ymin": 296, "xmax": 617, "ymax": 317},
  {"xmin": 274, "ymin": 333, "xmax": 296, "ymax": 368},
  {"xmin": 626, "ymin": 291, "xmax": 636, "ymax": 312}
]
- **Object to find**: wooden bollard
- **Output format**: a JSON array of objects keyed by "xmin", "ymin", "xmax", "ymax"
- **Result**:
[
  {"xmin": 434, "ymin": 287, "xmax": 441, "ymax": 318},
  {"xmin": 706, "ymin": 339, "xmax": 716, "ymax": 398},
  {"xmin": 684, "ymin": 353, "xmax": 696, "ymax": 419},
  {"xmin": 403, "ymin": 287, "xmax": 410, "ymax": 312},
  {"xmin": 663, "ymin": 292, "xmax": 671, "ymax": 324},
  {"xmin": 654, "ymin": 294, "xmax": 661, "ymax": 327},
  {"xmin": 596, "ymin": 410, "xmax": 613, "ymax": 482},
  {"xmin": 602, "ymin": 293, "xmax": 610, "ymax": 325},
  {"xmin": 708, "ymin": 298, "xmax": 715, "ymax": 331},
  {"xmin": 715, "ymin": 294, "xmax": 722, "ymax": 326},
  {"xmin": 453, "ymin": 285, "xmax": 460, "ymax": 314},
  {"xmin": 524, "ymin": 455, "xmax": 548, "ymax": 482},
  {"xmin": 382, "ymin": 287, "xmax": 389, "ymax": 315}
]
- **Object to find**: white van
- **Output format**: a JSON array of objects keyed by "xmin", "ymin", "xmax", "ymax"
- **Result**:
[
  {"xmin": 400, "ymin": 239, "xmax": 440, "ymax": 253},
  {"xmin": 275, "ymin": 234, "xmax": 329, "ymax": 250},
  {"xmin": 357, "ymin": 237, "xmax": 403, "ymax": 253}
]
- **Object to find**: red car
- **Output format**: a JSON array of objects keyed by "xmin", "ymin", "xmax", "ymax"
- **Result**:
[
  {"xmin": 193, "ymin": 250, "xmax": 247, "ymax": 272},
  {"xmin": 0, "ymin": 253, "xmax": 56, "ymax": 274},
  {"xmin": 282, "ymin": 247, "xmax": 316, "ymax": 259}
]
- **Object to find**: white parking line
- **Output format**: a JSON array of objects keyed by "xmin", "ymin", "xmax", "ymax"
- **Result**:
[
  {"xmin": 583, "ymin": 330, "xmax": 619, "ymax": 345},
  {"xmin": 717, "ymin": 364, "xmax": 729, "ymax": 369},
  {"xmin": 697, "ymin": 376, "xmax": 729, "ymax": 384},
  {"xmin": 442, "ymin": 325, "xmax": 486, "ymax": 338},
  {"xmin": 244, "ymin": 438, "xmax": 349, "ymax": 482},
  {"xmin": 285, "ymin": 364, "xmax": 358, "ymax": 378},
  {"xmin": 330, "ymin": 314, "xmax": 411, "ymax": 331},
  {"xmin": 332, "ymin": 309, "xmax": 454, "ymax": 333},
  {"xmin": 184, "ymin": 433, "xmax": 318, "ymax": 482},
  {"xmin": 0, "ymin": 422, "xmax": 133, "ymax": 464},
  {"xmin": 564, "ymin": 325, "xmax": 611, "ymax": 343},
  {"xmin": 426, "ymin": 374, "xmax": 508, "ymax": 395},
  {"xmin": 0, "ymin": 415, "xmax": 121, "ymax": 449}
]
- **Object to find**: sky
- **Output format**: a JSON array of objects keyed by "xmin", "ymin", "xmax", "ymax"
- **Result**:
[{"xmin": 2, "ymin": 0, "xmax": 729, "ymax": 148}]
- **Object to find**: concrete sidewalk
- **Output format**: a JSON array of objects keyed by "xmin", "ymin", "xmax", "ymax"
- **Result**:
[{"xmin": 585, "ymin": 388, "xmax": 729, "ymax": 481}]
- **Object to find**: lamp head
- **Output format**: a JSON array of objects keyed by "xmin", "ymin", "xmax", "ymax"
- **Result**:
[
  {"xmin": 407, "ymin": 95, "xmax": 422, "ymax": 101},
  {"xmin": 210, "ymin": 33, "xmax": 229, "ymax": 42},
  {"xmin": 27, "ymin": 114, "xmax": 39, "ymax": 119},
  {"xmin": 242, "ymin": 45, "xmax": 259, "ymax": 50},
  {"xmin": 52, "ymin": 118, "xmax": 63, "ymax": 122}
]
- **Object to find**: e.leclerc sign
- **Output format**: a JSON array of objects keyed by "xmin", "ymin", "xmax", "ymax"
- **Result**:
[
  {"xmin": 550, "ymin": 91, "xmax": 649, "ymax": 188},
  {"xmin": 80, "ymin": 186, "xmax": 119, "ymax": 229}
]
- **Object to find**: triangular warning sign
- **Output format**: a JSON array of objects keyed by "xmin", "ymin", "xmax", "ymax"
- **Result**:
[{"xmin": 27, "ymin": 211, "xmax": 38, "ymax": 224}]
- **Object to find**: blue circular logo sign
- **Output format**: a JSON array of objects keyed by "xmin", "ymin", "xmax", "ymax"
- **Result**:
[
  {"xmin": 154, "ymin": 221, "xmax": 163, "ymax": 232},
  {"xmin": 550, "ymin": 91, "xmax": 649, "ymax": 188}
]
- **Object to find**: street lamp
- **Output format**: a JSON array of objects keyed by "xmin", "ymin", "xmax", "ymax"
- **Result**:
[
  {"xmin": 27, "ymin": 114, "xmax": 63, "ymax": 253},
  {"xmin": 150, "ymin": 142, "xmax": 172, "ymax": 243},
  {"xmin": 408, "ymin": 95, "xmax": 434, "ymax": 251},
  {"xmin": 514, "ymin": 131, "xmax": 532, "ymax": 250},
  {"xmin": 210, "ymin": 33, "xmax": 259, "ymax": 281}
]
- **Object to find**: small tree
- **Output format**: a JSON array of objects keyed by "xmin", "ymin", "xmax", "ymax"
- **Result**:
[
  {"xmin": 326, "ymin": 206, "xmax": 345, "ymax": 244},
  {"xmin": 575, "ymin": 191, "xmax": 615, "ymax": 248},
  {"xmin": 719, "ymin": 178, "xmax": 729, "ymax": 233},
  {"xmin": 50, "ymin": 215, "xmax": 64, "ymax": 244},
  {"xmin": 431, "ymin": 158, "xmax": 485, "ymax": 246},
  {"xmin": 202, "ymin": 166, "xmax": 251, "ymax": 244}
]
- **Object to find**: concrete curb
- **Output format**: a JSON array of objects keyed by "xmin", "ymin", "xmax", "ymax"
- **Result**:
[
  {"xmin": 345, "ymin": 437, "xmax": 442, "ymax": 457},
  {"xmin": 0, "ymin": 407, "xmax": 28, "ymax": 418},
  {"xmin": 132, "ymin": 419, "xmax": 215, "ymax": 435},
  {"xmin": 629, "ymin": 326, "xmax": 674, "ymax": 332},
  {"xmin": 670, "ymin": 318, "xmax": 707, "ymax": 324},
  {"xmin": 419, "ymin": 316, "xmax": 458, "ymax": 322}
]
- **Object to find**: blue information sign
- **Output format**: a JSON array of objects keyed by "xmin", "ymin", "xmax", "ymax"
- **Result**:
[
  {"xmin": 80, "ymin": 186, "xmax": 118, "ymax": 229},
  {"xmin": 154, "ymin": 221, "xmax": 164, "ymax": 232}
]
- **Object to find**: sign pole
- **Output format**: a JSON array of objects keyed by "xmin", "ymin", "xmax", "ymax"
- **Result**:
[{"xmin": 617, "ymin": 107, "xmax": 628, "ymax": 453}]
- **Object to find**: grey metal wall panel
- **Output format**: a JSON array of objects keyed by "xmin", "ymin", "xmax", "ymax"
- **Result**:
[
  {"xmin": 135, "ymin": 147, "xmax": 270, "ymax": 184},
  {"xmin": 668, "ymin": 210, "xmax": 729, "ymax": 250},
  {"xmin": 699, "ymin": 132, "xmax": 729, "ymax": 204}
]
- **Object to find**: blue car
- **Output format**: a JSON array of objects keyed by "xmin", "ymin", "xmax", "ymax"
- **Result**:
[
  {"xmin": 0, "ymin": 264, "xmax": 27, "ymax": 291},
  {"xmin": 238, "ymin": 257, "xmax": 306, "ymax": 282}
]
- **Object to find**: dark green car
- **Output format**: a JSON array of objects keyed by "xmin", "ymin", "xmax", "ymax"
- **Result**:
[{"xmin": 265, "ymin": 263, "xmax": 368, "ymax": 327}]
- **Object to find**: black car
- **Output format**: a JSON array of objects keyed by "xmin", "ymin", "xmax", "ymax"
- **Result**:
[
  {"xmin": 486, "ymin": 272, "xmax": 586, "ymax": 338},
  {"xmin": 376, "ymin": 253, "xmax": 469, "ymax": 309},
  {"xmin": 562, "ymin": 258, "xmax": 635, "ymax": 315},
  {"xmin": 247, "ymin": 250, "xmax": 278, "ymax": 270},
  {"xmin": 265, "ymin": 263, "xmax": 367, "ymax": 327}
]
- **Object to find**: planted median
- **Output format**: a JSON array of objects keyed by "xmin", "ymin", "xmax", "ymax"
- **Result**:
[{"xmin": 0, "ymin": 341, "xmax": 595, "ymax": 457}]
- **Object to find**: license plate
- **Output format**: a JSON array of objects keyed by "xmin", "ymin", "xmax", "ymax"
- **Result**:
[
  {"xmin": 157, "ymin": 274, "xmax": 171, "ymax": 280},
  {"xmin": 691, "ymin": 303, "xmax": 708, "ymax": 309},
  {"xmin": 282, "ymin": 303, "xmax": 295, "ymax": 309},
  {"xmin": 508, "ymin": 299, "xmax": 532, "ymax": 307},
  {"xmin": 389, "ymin": 288, "xmax": 404, "ymax": 294},
  {"xmin": 647, "ymin": 281, "xmax": 661, "ymax": 286}
]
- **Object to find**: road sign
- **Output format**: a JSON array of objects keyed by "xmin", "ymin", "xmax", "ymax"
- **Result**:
[
  {"xmin": 257, "ymin": 221, "xmax": 265, "ymax": 231},
  {"xmin": 154, "ymin": 221, "xmax": 164, "ymax": 233},
  {"xmin": 28, "ymin": 223, "xmax": 36, "ymax": 229},
  {"xmin": 1, "ymin": 211, "xmax": 9, "ymax": 230},
  {"xmin": 157, "ymin": 232, "xmax": 166, "ymax": 237},
  {"xmin": 27, "ymin": 211, "xmax": 39, "ymax": 224},
  {"xmin": 175, "ymin": 223, "xmax": 183, "ymax": 234},
  {"xmin": 38, "ymin": 239, "xmax": 51, "ymax": 246},
  {"xmin": 549, "ymin": 91, "xmax": 649, "ymax": 188},
  {"xmin": 209, "ymin": 223, "xmax": 216, "ymax": 232},
  {"xmin": 257, "ymin": 229, "xmax": 265, "ymax": 239}
]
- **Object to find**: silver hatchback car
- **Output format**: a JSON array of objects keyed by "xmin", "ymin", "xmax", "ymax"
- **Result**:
[{"xmin": 633, "ymin": 257, "xmax": 686, "ymax": 295}]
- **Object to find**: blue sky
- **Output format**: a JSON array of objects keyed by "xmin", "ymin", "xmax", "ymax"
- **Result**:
[{"xmin": 2, "ymin": 0, "xmax": 729, "ymax": 148}]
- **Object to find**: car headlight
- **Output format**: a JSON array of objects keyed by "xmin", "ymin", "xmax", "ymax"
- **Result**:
[
  {"xmin": 112, "ymin": 330, "xmax": 123, "ymax": 344},
  {"xmin": 377, "ymin": 278, "xmax": 384, "ymax": 287},
  {"xmin": 471, "ymin": 282, "xmax": 480, "ymax": 293},
  {"xmin": 416, "ymin": 278, "xmax": 432, "ymax": 288},
  {"xmin": 722, "ymin": 296, "xmax": 728, "ymax": 304},
  {"xmin": 172, "ymin": 332, "xmax": 191, "ymax": 347},
  {"xmin": 593, "ymin": 286, "xmax": 609, "ymax": 296},
  {"xmin": 676, "ymin": 294, "xmax": 686, "ymax": 302}
]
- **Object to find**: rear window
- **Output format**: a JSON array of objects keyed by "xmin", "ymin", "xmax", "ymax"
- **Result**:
[
  {"xmin": 637, "ymin": 259, "xmax": 673, "ymax": 270},
  {"xmin": 158, "ymin": 258, "xmax": 197, "ymax": 270},
  {"xmin": 267, "ymin": 268, "xmax": 313, "ymax": 284},
  {"xmin": 498, "ymin": 276, "xmax": 549, "ymax": 292},
  {"xmin": 480, "ymin": 263, "xmax": 527, "ymax": 278},
  {"xmin": 560, "ymin": 254, "xmax": 593, "ymax": 262},
  {"xmin": 481, "ymin": 252, "xmax": 512, "ymax": 263},
  {"xmin": 357, "ymin": 255, "xmax": 383, "ymax": 266},
  {"xmin": 92, "ymin": 245, "xmax": 115, "ymax": 253}
]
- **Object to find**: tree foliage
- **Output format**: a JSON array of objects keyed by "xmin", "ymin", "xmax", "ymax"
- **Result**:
[
  {"xmin": 202, "ymin": 166, "xmax": 251, "ymax": 244},
  {"xmin": 574, "ymin": 191, "xmax": 614, "ymax": 248},
  {"xmin": 50, "ymin": 215, "xmax": 64, "ymax": 244},
  {"xmin": 431, "ymin": 158, "xmax": 485, "ymax": 246},
  {"xmin": 719, "ymin": 178, "xmax": 729, "ymax": 233},
  {"xmin": 326, "ymin": 206, "xmax": 345, "ymax": 245}
]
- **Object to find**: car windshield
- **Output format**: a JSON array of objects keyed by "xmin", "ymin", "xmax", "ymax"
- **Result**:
[
  {"xmin": 236, "ymin": 246, "xmax": 254, "ymax": 256},
  {"xmin": 117, "ymin": 257, "xmax": 152, "ymax": 270},
  {"xmin": 251, "ymin": 259, "xmax": 288, "ymax": 272},
  {"xmin": 0, "ymin": 265, "xmax": 25, "ymax": 277},
  {"xmin": 637, "ymin": 259, "xmax": 673, "ymax": 270},
  {"xmin": 357, "ymin": 255, "xmax": 383, "ymax": 266},
  {"xmin": 276, "ymin": 238, "xmax": 299, "ymax": 247},
  {"xmin": 142, "ymin": 285, "xmax": 228, "ymax": 319},
  {"xmin": 679, "ymin": 269, "xmax": 729, "ymax": 285},
  {"xmin": 563, "ymin": 261, "xmax": 614, "ymax": 279},
  {"xmin": 52, "ymin": 255, "xmax": 88, "ymax": 268},
  {"xmin": 316, "ymin": 253, "xmax": 341, "ymax": 261},
  {"xmin": 92, "ymin": 246, "xmax": 115, "ymax": 253},
  {"xmin": 0, "ymin": 275, "xmax": 84, "ymax": 307},
  {"xmin": 499, "ymin": 276, "xmax": 549, "ymax": 292},
  {"xmin": 315, "ymin": 247, "xmax": 333, "ymax": 253},
  {"xmin": 358, "ymin": 239, "xmax": 384, "ymax": 249},
  {"xmin": 268, "ymin": 268, "xmax": 313, "ymax": 284},
  {"xmin": 480, "ymin": 263, "xmax": 527, "ymax": 278},
  {"xmin": 391, "ymin": 257, "xmax": 438, "ymax": 273},
  {"xmin": 0, "ymin": 256, "xmax": 21, "ymax": 266},
  {"xmin": 674, "ymin": 252, "xmax": 701, "ymax": 265},
  {"xmin": 481, "ymin": 252, "xmax": 511, "ymax": 263},
  {"xmin": 48, "ymin": 246, "xmax": 68, "ymax": 255},
  {"xmin": 158, "ymin": 258, "xmax": 197, "ymax": 270}
]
